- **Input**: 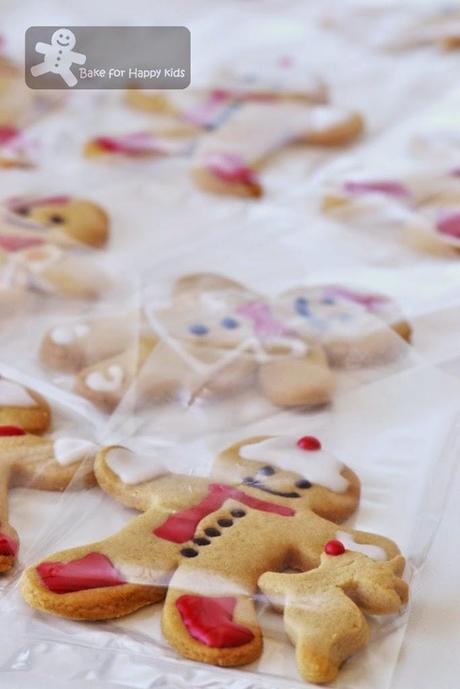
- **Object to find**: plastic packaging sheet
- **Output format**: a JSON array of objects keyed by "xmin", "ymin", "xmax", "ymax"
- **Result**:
[
  {"xmin": 0, "ymin": 351, "xmax": 459, "ymax": 689},
  {"xmin": 0, "ymin": 1, "xmax": 460, "ymax": 688}
]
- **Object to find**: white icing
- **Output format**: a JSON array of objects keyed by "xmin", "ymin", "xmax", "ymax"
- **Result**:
[
  {"xmin": 51, "ymin": 323, "xmax": 90, "ymax": 345},
  {"xmin": 53, "ymin": 437, "xmax": 98, "ymax": 466},
  {"xmin": 104, "ymin": 437, "xmax": 214, "ymax": 484},
  {"xmin": 336, "ymin": 531, "xmax": 387, "ymax": 561},
  {"xmin": 86, "ymin": 365, "xmax": 123, "ymax": 392},
  {"xmin": 239, "ymin": 436, "xmax": 348, "ymax": 492},
  {"xmin": 105, "ymin": 446, "xmax": 168, "ymax": 484},
  {"xmin": 309, "ymin": 106, "xmax": 348, "ymax": 131},
  {"xmin": 0, "ymin": 379, "xmax": 35, "ymax": 407}
]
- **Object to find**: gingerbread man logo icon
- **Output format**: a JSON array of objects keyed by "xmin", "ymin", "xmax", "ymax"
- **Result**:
[{"xmin": 30, "ymin": 28, "xmax": 86, "ymax": 87}]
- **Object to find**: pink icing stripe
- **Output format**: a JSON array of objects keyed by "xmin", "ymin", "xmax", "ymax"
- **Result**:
[
  {"xmin": 436, "ymin": 210, "xmax": 460, "ymax": 240},
  {"xmin": 182, "ymin": 89, "xmax": 232, "ymax": 127},
  {"xmin": 93, "ymin": 132, "xmax": 169, "ymax": 155},
  {"xmin": 0, "ymin": 126, "xmax": 19, "ymax": 145},
  {"xmin": 325, "ymin": 286, "xmax": 388, "ymax": 310},
  {"xmin": 0, "ymin": 235, "xmax": 45, "ymax": 252},
  {"xmin": 205, "ymin": 153, "xmax": 259, "ymax": 186},
  {"xmin": 7, "ymin": 195, "xmax": 71, "ymax": 211},
  {"xmin": 237, "ymin": 300, "xmax": 295, "ymax": 338},
  {"xmin": 343, "ymin": 180, "xmax": 410, "ymax": 198}
]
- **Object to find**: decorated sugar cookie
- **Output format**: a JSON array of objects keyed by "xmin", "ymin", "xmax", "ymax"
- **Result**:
[
  {"xmin": 85, "ymin": 62, "xmax": 363, "ymax": 197},
  {"xmin": 0, "ymin": 379, "xmax": 97, "ymax": 573},
  {"xmin": 2, "ymin": 195, "xmax": 110, "ymax": 249},
  {"xmin": 323, "ymin": 167, "xmax": 460, "ymax": 254},
  {"xmin": 21, "ymin": 434, "xmax": 408, "ymax": 684},
  {"xmin": 39, "ymin": 273, "xmax": 409, "ymax": 411},
  {"xmin": 0, "ymin": 195, "xmax": 111, "ymax": 299}
]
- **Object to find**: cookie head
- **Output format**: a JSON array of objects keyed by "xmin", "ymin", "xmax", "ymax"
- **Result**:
[
  {"xmin": 6, "ymin": 196, "xmax": 109, "ymax": 248},
  {"xmin": 214, "ymin": 435, "xmax": 360, "ymax": 522}
]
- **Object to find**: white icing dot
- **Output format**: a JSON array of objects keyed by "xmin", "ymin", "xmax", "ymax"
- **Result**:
[
  {"xmin": 0, "ymin": 379, "xmax": 35, "ymax": 407},
  {"xmin": 53, "ymin": 437, "xmax": 98, "ymax": 466},
  {"xmin": 239, "ymin": 436, "xmax": 348, "ymax": 492},
  {"xmin": 86, "ymin": 365, "xmax": 123, "ymax": 392},
  {"xmin": 336, "ymin": 531, "xmax": 387, "ymax": 560},
  {"xmin": 51, "ymin": 323, "xmax": 90, "ymax": 345}
]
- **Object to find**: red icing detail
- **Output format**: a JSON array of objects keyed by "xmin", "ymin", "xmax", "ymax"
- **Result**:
[
  {"xmin": 154, "ymin": 483, "xmax": 295, "ymax": 544},
  {"xmin": 0, "ymin": 531, "xmax": 18, "ymax": 556},
  {"xmin": 324, "ymin": 539, "xmax": 345, "ymax": 556},
  {"xmin": 7, "ymin": 195, "xmax": 71, "ymax": 211},
  {"xmin": 182, "ymin": 89, "xmax": 232, "ymax": 127},
  {"xmin": 297, "ymin": 436, "xmax": 321, "ymax": 451},
  {"xmin": 176, "ymin": 595, "xmax": 255, "ymax": 648},
  {"xmin": 205, "ymin": 153, "xmax": 259, "ymax": 186},
  {"xmin": 0, "ymin": 235, "xmax": 44, "ymax": 252},
  {"xmin": 0, "ymin": 126, "xmax": 19, "ymax": 145},
  {"xmin": 343, "ymin": 180, "xmax": 410, "ymax": 198},
  {"xmin": 326, "ymin": 285, "xmax": 388, "ymax": 310},
  {"xmin": 0, "ymin": 425, "xmax": 25, "ymax": 436},
  {"xmin": 36, "ymin": 552, "xmax": 126, "ymax": 593},
  {"xmin": 93, "ymin": 133, "xmax": 167, "ymax": 155},
  {"xmin": 436, "ymin": 211, "xmax": 460, "ymax": 240}
]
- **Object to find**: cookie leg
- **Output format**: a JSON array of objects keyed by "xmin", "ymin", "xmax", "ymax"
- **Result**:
[
  {"xmin": 162, "ymin": 580, "xmax": 263, "ymax": 667},
  {"xmin": 20, "ymin": 510, "xmax": 180, "ymax": 620},
  {"xmin": 258, "ymin": 349, "xmax": 335, "ymax": 407}
]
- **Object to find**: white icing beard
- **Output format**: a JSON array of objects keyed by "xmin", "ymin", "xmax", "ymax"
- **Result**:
[
  {"xmin": 85, "ymin": 365, "xmax": 124, "ymax": 392},
  {"xmin": 51, "ymin": 323, "xmax": 90, "ymax": 345},
  {"xmin": 336, "ymin": 531, "xmax": 387, "ymax": 561},
  {"xmin": 53, "ymin": 437, "xmax": 98, "ymax": 466},
  {"xmin": 239, "ymin": 436, "xmax": 348, "ymax": 492},
  {"xmin": 0, "ymin": 379, "xmax": 35, "ymax": 407}
]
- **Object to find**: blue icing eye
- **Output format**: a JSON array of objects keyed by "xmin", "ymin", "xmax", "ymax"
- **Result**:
[
  {"xmin": 189, "ymin": 324, "xmax": 209, "ymax": 336},
  {"xmin": 295, "ymin": 296, "xmax": 310, "ymax": 317},
  {"xmin": 321, "ymin": 297, "xmax": 336, "ymax": 305},
  {"xmin": 221, "ymin": 317, "xmax": 239, "ymax": 329}
]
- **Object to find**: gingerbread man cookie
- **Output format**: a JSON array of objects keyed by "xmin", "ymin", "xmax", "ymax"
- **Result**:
[
  {"xmin": 0, "ymin": 195, "xmax": 111, "ymax": 299},
  {"xmin": 0, "ymin": 377, "xmax": 97, "ymax": 573},
  {"xmin": 39, "ymin": 273, "xmax": 409, "ymax": 411},
  {"xmin": 21, "ymin": 434, "xmax": 407, "ymax": 684},
  {"xmin": 85, "ymin": 63, "xmax": 363, "ymax": 197},
  {"xmin": 323, "ymin": 168, "xmax": 460, "ymax": 254},
  {"xmin": 39, "ymin": 274, "xmax": 335, "ymax": 411}
]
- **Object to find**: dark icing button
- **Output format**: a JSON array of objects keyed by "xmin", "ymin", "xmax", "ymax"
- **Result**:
[
  {"xmin": 258, "ymin": 465, "xmax": 275, "ymax": 476},
  {"xmin": 193, "ymin": 537, "xmax": 210, "ymax": 546},
  {"xmin": 49, "ymin": 214, "xmax": 64, "ymax": 224},
  {"xmin": 180, "ymin": 548, "xmax": 199, "ymax": 558},
  {"xmin": 295, "ymin": 479, "xmax": 312, "ymax": 489},
  {"xmin": 217, "ymin": 518, "xmax": 233, "ymax": 528},
  {"xmin": 231, "ymin": 509, "xmax": 246, "ymax": 518},
  {"xmin": 15, "ymin": 207, "xmax": 29, "ymax": 216},
  {"xmin": 204, "ymin": 527, "xmax": 221, "ymax": 537},
  {"xmin": 243, "ymin": 476, "xmax": 256, "ymax": 485}
]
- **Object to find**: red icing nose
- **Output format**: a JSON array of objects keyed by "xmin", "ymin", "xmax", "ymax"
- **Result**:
[
  {"xmin": 297, "ymin": 436, "xmax": 321, "ymax": 451},
  {"xmin": 0, "ymin": 425, "xmax": 26, "ymax": 436},
  {"xmin": 0, "ymin": 532, "xmax": 18, "ymax": 556},
  {"xmin": 324, "ymin": 539, "xmax": 345, "ymax": 556},
  {"xmin": 176, "ymin": 595, "xmax": 255, "ymax": 648},
  {"xmin": 36, "ymin": 552, "xmax": 126, "ymax": 593}
]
